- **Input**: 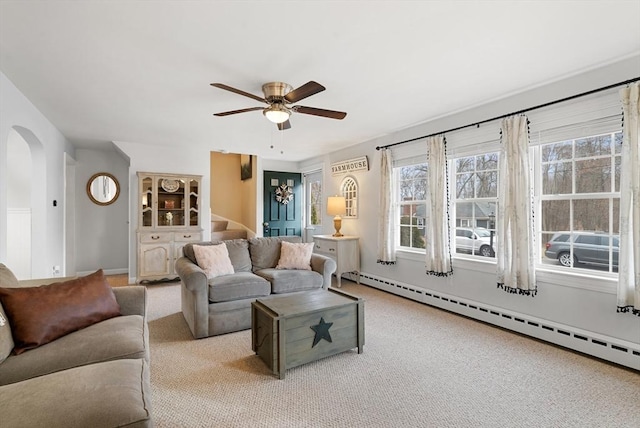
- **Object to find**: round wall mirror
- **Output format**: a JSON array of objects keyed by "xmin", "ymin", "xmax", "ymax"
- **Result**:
[{"xmin": 87, "ymin": 172, "xmax": 120, "ymax": 206}]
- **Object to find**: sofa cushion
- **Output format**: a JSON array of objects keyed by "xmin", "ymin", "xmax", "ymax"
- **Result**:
[
  {"xmin": 0, "ymin": 264, "xmax": 17, "ymax": 363},
  {"xmin": 276, "ymin": 241, "xmax": 314, "ymax": 270},
  {"xmin": 208, "ymin": 272, "xmax": 270, "ymax": 303},
  {"xmin": 0, "ymin": 358, "xmax": 152, "ymax": 428},
  {"xmin": 0, "ymin": 314, "xmax": 147, "ymax": 385},
  {"xmin": 255, "ymin": 268, "xmax": 324, "ymax": 294},
  {"xmin": 0, "ymin": 269, "xmax": 121, "ymax": 355},
  {"xmin": 193, "ymin": 243, "xmax": 235, "ymax": 279},
  {"xmin": 249, "ymin": 236, "xmax": 302, "ymax": 272}
]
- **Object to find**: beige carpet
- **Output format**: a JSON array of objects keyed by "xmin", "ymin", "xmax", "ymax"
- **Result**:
[{"xmin": 147, "ymin": 280, "xmax": 640, "ymax": 428}]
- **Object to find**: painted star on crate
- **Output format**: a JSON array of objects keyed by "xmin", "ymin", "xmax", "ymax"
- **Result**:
[{"xmin": 310, "ymin": 317, "xmax": 333, "ymax": 348}]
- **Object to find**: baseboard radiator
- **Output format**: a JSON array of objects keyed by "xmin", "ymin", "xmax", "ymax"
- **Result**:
[{"xmin": 353, "ymin": 272, "xmax": 639, "ymax": 371}]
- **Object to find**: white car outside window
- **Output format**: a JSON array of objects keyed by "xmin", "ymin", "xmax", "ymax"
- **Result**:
[{"xmin": 455, "ymin": 227, "xmax": 495, "ymax": 257}]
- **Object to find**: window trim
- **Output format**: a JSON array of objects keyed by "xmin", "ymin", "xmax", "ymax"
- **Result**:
[
  {"xmin": 394, "ymin": 164, "xmax": 428, "ymax": 252},
  {"xmin": 534, "ymin": 131, "xmax": 621, "ymax": 276}
]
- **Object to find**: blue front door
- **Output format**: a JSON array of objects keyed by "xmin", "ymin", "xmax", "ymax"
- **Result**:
[{"xmin": 263, "ymin": 171, "xmax": 302, "ymax": 236}]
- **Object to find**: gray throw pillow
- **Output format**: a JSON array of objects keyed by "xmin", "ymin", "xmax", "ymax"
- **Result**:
[
  {"xmin": 248, "ymin": 236, "xmax": 301, "ymax": 272},
  {"xmin": 222, "ymin": 239, "xmax": 252, "ymax": 272}
]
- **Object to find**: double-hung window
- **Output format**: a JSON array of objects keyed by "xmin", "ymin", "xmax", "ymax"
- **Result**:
[
  {"xmin": 452, "ymin": 153, "xmax": 499, "ymax": 258},
  {"xmin": 537, "ymin": 131, "xmax": 621, "ymax": 273},
  {"xmin": 395, "ymin": 163, "xmax": 428, "ymax": 250},
  {"xmin": 529, "ymin": 88, "xmax": 623, "ymax": 279}
]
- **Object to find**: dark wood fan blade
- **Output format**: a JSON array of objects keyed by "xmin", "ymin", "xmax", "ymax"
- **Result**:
[
  {"xmin": 213, "ymin": 107, "xmax": 264, "ymax": 117},
  {"xmin": 284, "ymin": 81, "xmax": 325, "ymax": 104},
  {"xmin": 277, "ymin": 120, "xmax": 291, "ymax": 131},
  {"xmin": 294, "ymin": 106, "xmax": 347, "ymax": 120},
  {"xmin": 210, "ymin": 83, "xmax": 266, "ymax": 103}
]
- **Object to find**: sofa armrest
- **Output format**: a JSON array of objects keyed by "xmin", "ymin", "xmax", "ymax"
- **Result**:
[
  {"xmin": 175, "ymin": 257, "xmax": 208, "ymax": 293},
  {"xmin": 112, "ymin": 286, "xmax": 148, "ymax": 318},
  {"xmin": 310, "ymin": 254, "xmax": 337, "ymax": 289},
  {"xmin": 175, "ymin": 257, "xmax": 210, "ymax": 338}
]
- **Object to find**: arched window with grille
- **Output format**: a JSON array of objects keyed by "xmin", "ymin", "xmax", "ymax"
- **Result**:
[{"xmin": 341, "ymin": 176, "xmax": 358, "ymax": 218}]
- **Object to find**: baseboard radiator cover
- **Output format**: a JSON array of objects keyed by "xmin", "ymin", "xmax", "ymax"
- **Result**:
[{"xmin": 353, "ymin": 272, "xmax": 640, "ymax": 371}]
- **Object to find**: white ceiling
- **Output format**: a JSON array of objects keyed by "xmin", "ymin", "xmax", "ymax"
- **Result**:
[{"xmin": 1, "ymin": 1, "xmax": 639, "ymax": 162}]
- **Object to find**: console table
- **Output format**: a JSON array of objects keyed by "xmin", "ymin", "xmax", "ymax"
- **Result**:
[{"xmin": 312, "ymin": 235, "xmax": 360, "ymax": 287}]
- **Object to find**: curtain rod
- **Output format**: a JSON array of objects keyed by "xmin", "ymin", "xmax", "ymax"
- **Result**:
[{"xmin": 375, "ymin": 76, "xmax": 640, "ymax": 151}]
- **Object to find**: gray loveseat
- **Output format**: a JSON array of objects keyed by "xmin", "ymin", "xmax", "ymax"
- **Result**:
[
  {"xmin": 0, "ymin": 264, "xmax": 153, "ymax": 428},
  {"xmin": 175, "ymin": 236, "xmax": 337, "ymax": 339}
]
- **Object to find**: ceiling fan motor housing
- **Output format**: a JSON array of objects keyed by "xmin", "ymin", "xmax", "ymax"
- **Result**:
[{"xmin": 262, "ymin": 82, "xmax": 292, "ymax": 103}]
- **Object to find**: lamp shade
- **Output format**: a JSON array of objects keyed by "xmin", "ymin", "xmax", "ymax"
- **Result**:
[{"xmin": 327, "ymin": 196, "xmax": 346, "ymax": 216}]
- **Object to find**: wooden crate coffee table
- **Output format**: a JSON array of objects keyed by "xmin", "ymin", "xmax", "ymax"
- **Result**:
[{"xmin": 251, "ymin": 288, "xmax": 364, "ymax": 379}]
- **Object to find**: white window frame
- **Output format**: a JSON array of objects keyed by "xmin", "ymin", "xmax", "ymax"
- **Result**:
[
  {"xmin": 302, "ymin": 169, "xmax": 323, "ymax": 242},
  {"xmin": 534, "ymin": 130, "xmax": 622, "ymax": 276},
  {"xmin": 451, "ymin": 152, "xmax": 499, "ymax": 260},
  {"xmin": 393, "ymin": 163, "xmax": 428, "ymax": 253}
]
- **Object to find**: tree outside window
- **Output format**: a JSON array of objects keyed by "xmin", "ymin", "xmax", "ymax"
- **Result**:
[
  {"xmin": 539, "ymin": 131, "xmax": 621, "ymax": 272},
  {"xmin": 453, "ymin": 153, "xmax": 499, "ymax": 257},
  {"xmin": 397, "ymin": 164, "xmax": 427, "ymax": 250}
]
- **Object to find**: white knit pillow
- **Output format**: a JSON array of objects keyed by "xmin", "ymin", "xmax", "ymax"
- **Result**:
[
  {"xmin": 276, "ymin": 241, "xmax": 314, "ymax": 271},
  {"xmin": 193, "ymin": 244, "xmax": 235, "ymax": 279}
]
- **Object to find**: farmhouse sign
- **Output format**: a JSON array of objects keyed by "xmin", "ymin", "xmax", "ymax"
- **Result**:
[{"xmin": 331, "ymin": 156, "xmax": 369, "ymax": 175}]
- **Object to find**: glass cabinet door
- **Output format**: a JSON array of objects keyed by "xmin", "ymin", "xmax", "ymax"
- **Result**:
[
  {"xmin": 189, "ymin": 178, "xmax": 199, "ymax": 227},
  {"xmin": 140, "ymin": 176, "xmax": 153, "ymax": 227},
  {"xmin": 156, "ymin": 177, "xmax": 186, "ymax": 227}
]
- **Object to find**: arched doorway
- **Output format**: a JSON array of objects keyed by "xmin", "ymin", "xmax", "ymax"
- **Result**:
[{"xmin": 5, "ymin": 126, "xmax": 46, "ymax": 279}]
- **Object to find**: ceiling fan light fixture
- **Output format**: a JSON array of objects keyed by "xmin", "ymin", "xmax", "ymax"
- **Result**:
[{"xmin": 263, "ymin": 104, "xmax": 290, "ymax": 124}]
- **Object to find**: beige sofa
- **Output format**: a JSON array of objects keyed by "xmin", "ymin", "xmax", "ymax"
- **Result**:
[
  {"xmin": 175, "ymin": 236, "xmax": 336, "ymax": 339},
  {"xmin": 0, "ymin": 264, "xmax": 153, "ymax": 428}
]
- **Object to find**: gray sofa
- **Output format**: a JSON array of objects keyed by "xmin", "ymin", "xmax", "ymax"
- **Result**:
[
  {"xmin": 175, "ymin": 236, "xmax": 337, "ymax": 339},
  {"xmin": 0, "ymin": 264, "xmax": 153, "ymax": 428}
]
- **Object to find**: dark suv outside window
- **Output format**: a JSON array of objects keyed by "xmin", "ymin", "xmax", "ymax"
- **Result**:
[{"xmin": 544, "ymin": 232, "xmax": 619, "ymax": 269}]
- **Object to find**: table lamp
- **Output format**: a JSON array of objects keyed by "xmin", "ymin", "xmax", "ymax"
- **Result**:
[{"xmin": 327, "ymin": 196, "xmax": 346, "ymax": 237}]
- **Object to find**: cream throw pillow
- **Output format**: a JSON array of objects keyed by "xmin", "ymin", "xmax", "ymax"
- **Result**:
[
  {"xmin": 276, "ymin": 241, "xmax": 314, "ymax": 271},
  {"xmin": 193, "ymin": 244, "xmax": 235, "ymax": 279}
]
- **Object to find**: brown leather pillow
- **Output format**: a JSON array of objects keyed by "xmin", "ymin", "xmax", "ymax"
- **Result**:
[{"xmin": 0, "ymin": 269, "xmax": 121, "ymax": 355}]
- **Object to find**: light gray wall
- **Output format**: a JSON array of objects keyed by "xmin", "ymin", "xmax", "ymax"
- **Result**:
[
  {"xmin": 113, "ymin": 140, "xmax": 213, "ymax": 284},
  {"xmin": 0, "ymin": 71, "xmax": 74, "ymax": 278},
  {"xmin": 6, "ymin": 130, "xmax": 31, "ymax": 208},
  {"xmin": 299, "ymin": 55, "xmax": 640, "ymax": 345},
  {"xmin": 75, "ymin": 148, "xmax": 129, "ymax": 275}
]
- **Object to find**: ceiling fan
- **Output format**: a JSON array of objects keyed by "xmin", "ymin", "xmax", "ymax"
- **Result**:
[{"xmin": 210, "ymin": 81, "xmax": 346, "ymax": 130}]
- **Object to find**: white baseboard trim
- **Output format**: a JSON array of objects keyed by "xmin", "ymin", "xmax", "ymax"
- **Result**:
[
  {"xmin": 352, "ymin": 272, "xmax": 640, "ymax": 371},
  {"xmin": 76, "ymin": 268, "xmax": 128, "ymax": 277}
]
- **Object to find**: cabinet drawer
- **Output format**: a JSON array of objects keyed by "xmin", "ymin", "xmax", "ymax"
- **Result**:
[
  {"xmin": 175, "ymin": 232, "xmax": 202, "ymax": 242},
  {"xmin": 140, "ymin": 232, "xmax": 173, "ymax": 243},
  {"xmin": 314, "ymin": 239, "xmax": 337, "ymax": 253}
]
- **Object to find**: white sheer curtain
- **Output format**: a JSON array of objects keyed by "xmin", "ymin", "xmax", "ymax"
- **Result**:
[
  {"xmin": 425, "ymin": 136, "xmax": 452, "ymax": 276},
  {"xmin": 618, "ymin": 82, "xmax": 640, "ymax": 315},
  {"xmin": 377, "ymin": 148, "xmax": 396, "ymax": 265},
  {"xmin": 496, "ymin": 115, "xmax": 536, "ymax": 295}
]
